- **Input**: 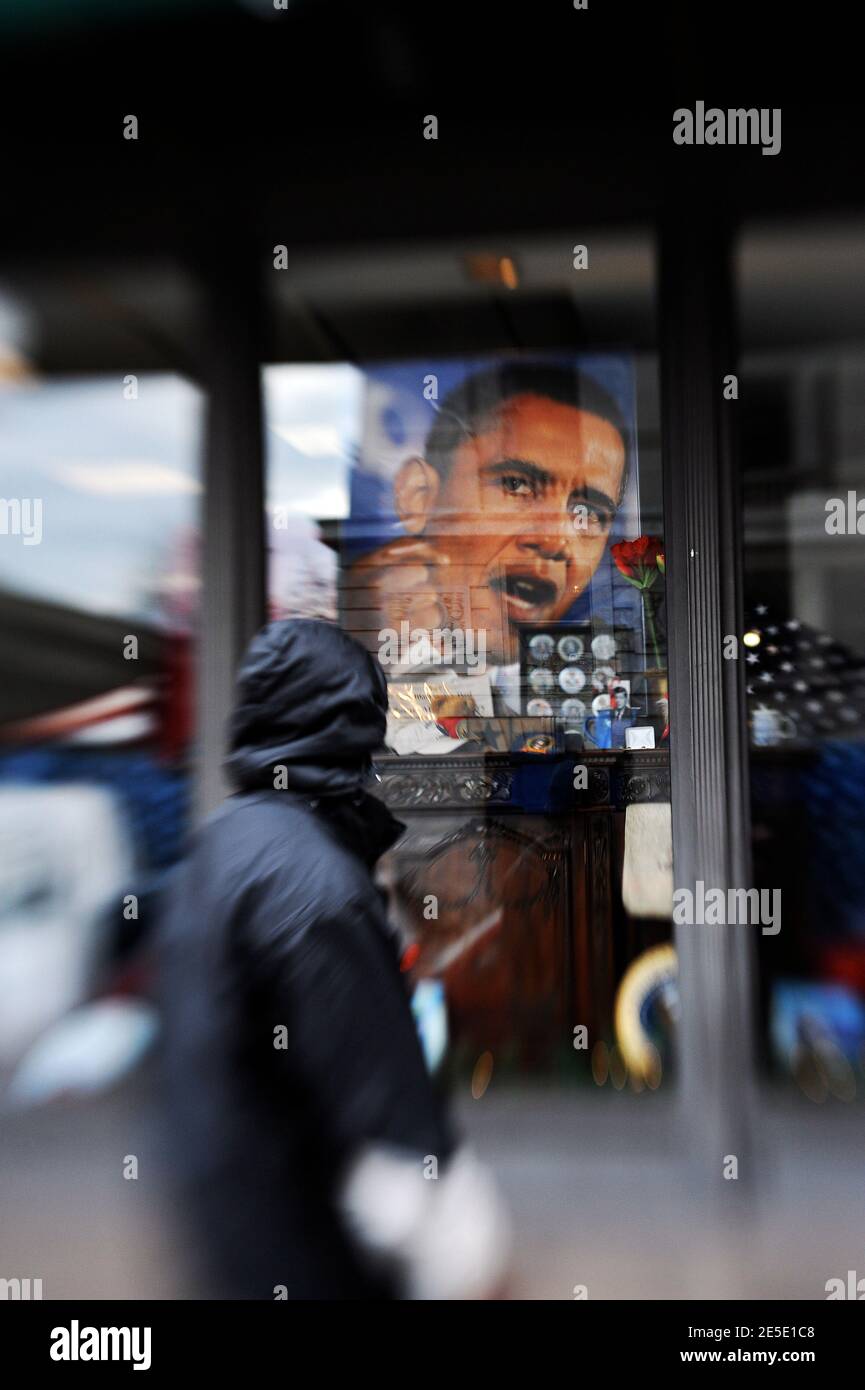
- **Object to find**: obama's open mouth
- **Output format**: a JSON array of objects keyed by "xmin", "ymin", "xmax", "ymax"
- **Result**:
[{"xmin": 489, "ymin": 570, "xmax": 565, "ymax": 622}]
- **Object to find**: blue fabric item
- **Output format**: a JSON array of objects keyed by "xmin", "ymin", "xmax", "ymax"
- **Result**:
[
  {"xmin": 0, "ymin": 748, "xmax": 190, "ymax": 871},
  {"xmin": 808, "ymin": 743, "xmax": 865, "ymax": 939},
  {"xmin": 751, "ymin": 741, "xmax": 865, "ymax": 941}
]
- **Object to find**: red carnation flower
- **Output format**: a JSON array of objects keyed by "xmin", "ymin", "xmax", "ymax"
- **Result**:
[
  {"xmin": 611, "ymin": 535, "xmax": 665, "ymax": 587},
  {"xmin": 610, "ymin": 535, "xmax": 666, "ymax": 672}
]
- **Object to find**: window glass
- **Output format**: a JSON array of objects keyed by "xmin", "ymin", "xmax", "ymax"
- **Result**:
[
  {"xmin": 0, "ymin": 275, "xmax": 202, "ymax": 1067},
  {"xmin": 737, "ymin": 217, "xmax": 865, "ymax": 1102},
  {"xmin": 265, "ymin": 233, "xmax": 673, "ymax": 1092}
]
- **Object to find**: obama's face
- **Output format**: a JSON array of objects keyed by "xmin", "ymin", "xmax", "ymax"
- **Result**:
[{"xmin": 391, "ymin": 392, "xmax": 627, "ymax": 665}]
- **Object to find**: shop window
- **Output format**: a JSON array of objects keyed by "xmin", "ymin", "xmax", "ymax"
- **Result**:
[
  {"xmin": 264, "ymin": 233, "xmax": 674, "ymax": 1092},
  {"xmin": 0, "ymin": 270, "xmax": 202, "ymax": 1073},
  {"xmin": 737, "ymin": 218, "xmax": 865, "ymax": 1101}
]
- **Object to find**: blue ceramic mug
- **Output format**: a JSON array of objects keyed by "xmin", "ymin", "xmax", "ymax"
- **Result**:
[{"xmin": 585, "ymin": 707, "xmax": 636, "ymax": 749}]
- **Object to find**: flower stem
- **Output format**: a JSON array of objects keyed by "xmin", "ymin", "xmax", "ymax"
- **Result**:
[{"xmin": 643, "ymin": 590, "xmax": 663, "ymax": 671}]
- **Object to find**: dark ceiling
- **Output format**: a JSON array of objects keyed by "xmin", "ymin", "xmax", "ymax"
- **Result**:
[
  {"xmin": 2, "ymin": 2, "xmax": 862, "ymax": 262},
  {"xmin": 1, "ymin": 2, "xmax": 862, "ymax": 373}
]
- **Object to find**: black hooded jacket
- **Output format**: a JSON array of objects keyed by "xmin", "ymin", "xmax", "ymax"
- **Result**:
[{"xmin": 157, "ymin": 619, "xmax": 455, "ymax": 1299}]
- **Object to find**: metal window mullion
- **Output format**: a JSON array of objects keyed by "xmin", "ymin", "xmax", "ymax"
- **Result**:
[
  {"xmin": 660, "ymin": 213, "xmax": 757, "ymax": 1188},
  {"xmin": 194, "ymin": 243, "xmax": 267, "ymax": 821}
]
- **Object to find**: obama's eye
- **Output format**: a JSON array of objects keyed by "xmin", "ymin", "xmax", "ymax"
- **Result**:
[{"xmin": 499, "ymin": 474, "xmax": 538, "ymax": 498}]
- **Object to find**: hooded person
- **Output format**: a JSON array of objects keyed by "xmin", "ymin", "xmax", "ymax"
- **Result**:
[{"xmin": 157, "ymin": 618, "xmax": 508, "ymax": 1299}]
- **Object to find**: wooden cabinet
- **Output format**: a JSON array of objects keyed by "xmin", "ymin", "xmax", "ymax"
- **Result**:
[{"xmin": 374, "ymin": 748, "xmax": 671, "ymax": 1072}]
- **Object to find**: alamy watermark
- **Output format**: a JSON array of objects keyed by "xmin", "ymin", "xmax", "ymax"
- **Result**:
[
  {"xmin": 825, "ymin": 491, "xmax": 865, "ymax": 534},
  {"xmin": 50, "ymin": 1322, "xmax": 151, "ymax": 1370},
  {"xmin": 826, "ymin": 1270, "xmax": 865, "ymax": 1299},
  {"xmin": 0, "ymin": 497, "xmax": 42, "ymax": 545},
  {"xmin": 1, "ymin": 1276, "xmax": 42, "ymax": 1299},
  {"xmin": 378, "ymin": 621, "xmax": 487, "ymax": 671},
  {"xmin": 673, "ymin": 880, "xmax": 781, "ymax": 935},
  {"xmin": 673, "ymin": 104, "xmax": 781, "ymax": 157}
]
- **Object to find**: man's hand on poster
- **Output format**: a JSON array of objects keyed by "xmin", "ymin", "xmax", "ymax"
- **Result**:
[{"xmin": 344, "ymin": 537, "xmax": 453, "ymax": 632}]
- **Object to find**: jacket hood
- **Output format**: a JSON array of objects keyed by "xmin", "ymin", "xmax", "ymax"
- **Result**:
[{"xmin": 226, "ymin": 619, "xmax": 389, "ymax": 797}]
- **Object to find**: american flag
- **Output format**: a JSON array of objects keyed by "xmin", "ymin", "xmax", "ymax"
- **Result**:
[{"xmin": 744, "ymin": 603, "xmax": 865, "ymax": 742}]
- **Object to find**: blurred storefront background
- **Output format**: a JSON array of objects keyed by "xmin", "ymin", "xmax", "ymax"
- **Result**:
[
  {"xmin": 738, "ymin": 220, "xmax": 865, "ymax": 1099},
  {"xmin": 1, "ymin": 6, "xmax": 865, "ymax": 1300},
  {"xmin": 0, "ymin": 278, "xmax": 202, "ymax": 1080}
]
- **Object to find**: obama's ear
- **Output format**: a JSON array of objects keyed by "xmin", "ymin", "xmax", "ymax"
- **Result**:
[{"xmin": 393, "ymin": 456, "xmax": 440, "ymax": 535}]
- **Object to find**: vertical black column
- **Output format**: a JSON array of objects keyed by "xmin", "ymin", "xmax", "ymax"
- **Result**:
[
  {"xmin": 195, "ymin": 228, "xmax": 267, "ymax": 819},
  {"xmin": 660, "ymin": 212, "xmax": 757, "ymax": 1187}
]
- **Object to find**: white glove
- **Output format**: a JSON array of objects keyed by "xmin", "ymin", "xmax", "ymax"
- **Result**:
[{"xmin": 340, "ymin": 1143, "xmax": 510, "ymax": 1300}]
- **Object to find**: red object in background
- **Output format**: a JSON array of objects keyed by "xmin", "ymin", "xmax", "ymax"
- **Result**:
[
  {"xmin": 818, "ymin": 944, "xmax": 865, "ymax": 995},
  {"xmin": 400, "ymin": 942, "xmax": 421, "ymax": 973},
  {"xmin": 611, "ymin": 534, "xmax": 667, "ymax": 674},
  {"xmin": 157, "ymin": 631, "xmax": 194, "ymax": 763},
  {"xmin": 435, "ymin": 717, "xmax": 464, "ymax": 739},
  {"xmin": 0, "ymin": 627, "xmax": 192, "ymax": 765},
  {"xmin": 611, "ymin": 534, "xmax": 664, "ymax": 584}
]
